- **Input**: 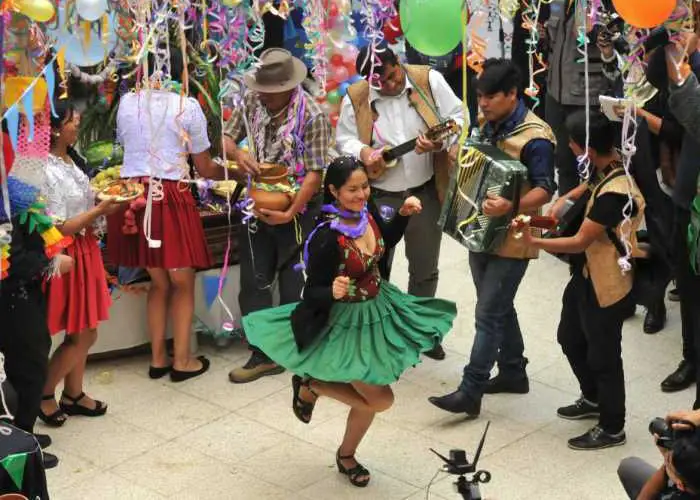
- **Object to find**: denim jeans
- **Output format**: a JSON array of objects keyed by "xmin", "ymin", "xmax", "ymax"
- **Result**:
[{"xmin": 459, "ymin": 253, "xmax": 530, "ymax": 399}]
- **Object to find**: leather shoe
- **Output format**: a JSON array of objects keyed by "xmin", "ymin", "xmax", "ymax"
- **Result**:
[
  {"xmin": 428, "ymin": 390, "xmax": 480, "ymax": 418},
  {"xmin": 643, "ymin": 303, "xmax": 666, "ymax": 334},
  {"xmin": 43, "ymin": 451, "xmax": 59, "ymax": 470},
  {"xmin": 484, "ymin": 375, "xmax": 529, "ymax": 394},
  {"xmin": 661, "ymin": 360, "xmax": 696, "ymax": 393},
  {"xmin": 424, "ymin": 343, "xmax": 446, "ymax": 361}
]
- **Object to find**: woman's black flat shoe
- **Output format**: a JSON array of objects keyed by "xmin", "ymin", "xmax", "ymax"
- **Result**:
[
  {"xmin": 336, "ymin": 450, "xmax": 371, "ymax": 487},
  {"xmin": 38, "ymin": 395, "xmax": 67, "ymax": 427},
  {"xmin": 149, "ymin": 365, "xmax": 172, "ymax": 379},
  {"xmin": 170, "ymin": 356, "xmax": 210, "ymax": 382},
  {"xmin": 59, "ymin": 392, "xmax": 108, "ymax": 417},
  {"xmin": 291, "ymin": 375, "xmax": 317, "ymax": 424}
]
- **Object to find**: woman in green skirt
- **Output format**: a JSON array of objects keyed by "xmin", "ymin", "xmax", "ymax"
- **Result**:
[{"xmin": 242, "ymin": 156, "xmax": 457, "ymax": 487}]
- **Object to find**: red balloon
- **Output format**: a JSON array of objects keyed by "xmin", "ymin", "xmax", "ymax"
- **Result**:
[
  {"xmin": 329, "ymin": 3, "xmax": 339, "ymax": 18},
  {"xmin": 329, "ymin": 112, "xmax": 339, "ymax": 128},
  {"xmin": 330, "ymin": 54, "xmax": 344, "ymax": 67}
]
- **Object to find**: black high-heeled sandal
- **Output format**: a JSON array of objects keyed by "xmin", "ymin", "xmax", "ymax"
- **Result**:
[
  {"xmin": 59, "ymin": 392, "xmax": 108, "ymax": 417},
  {"xmin": 291, "ymin": 375, "xmax": 317, "ymax": 424},
  {"xmin": 38, "ymin": 395, "xmax": 67, "ymax": 427},
  {"xmin": 336, "ymin": 450, "xmax": 371, "ymax": 487}
]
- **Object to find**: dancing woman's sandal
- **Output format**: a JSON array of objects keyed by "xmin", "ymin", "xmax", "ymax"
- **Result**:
[
  {"xmin": 291, "ymin": 374, "xmax": 317, "ymax": 424},
  {"xmin": 336, "ymin": 450, "xmax": 371, "ymax": 487}
]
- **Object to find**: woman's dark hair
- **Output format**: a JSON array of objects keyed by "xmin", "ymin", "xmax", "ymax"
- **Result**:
[
  {"xmin": 673, "ymin": 428, "xmax": 700, "ymax": 493},
  {"xmin": 565, "ymin": 109, "xmax": 617, "ymax": 155},
  {"xmin": 147, "ymin": 47, "xmax": 185, "ymax": 82},
  {"xmin": 356, "ymin": 43, "xmax": 399, "ymax": 79},
  {"xmin": 323, "ymin": 156, "xmax": 366, "ymax": 204},
  {"xmin": 50, "ymin": 99, "xmax": 88, "ymax": 173},
  {"xmin": 476, "ymin": 58, "xmax": 523, "ymax": 96},
  {"xmin": 645, "ymin": 47, "xmax": 668, "ymax": 91}
]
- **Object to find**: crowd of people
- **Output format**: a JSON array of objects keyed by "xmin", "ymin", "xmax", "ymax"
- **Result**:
[{"xmin": 2, "ymin": 0, "xmax": 700, "ymax": 497}]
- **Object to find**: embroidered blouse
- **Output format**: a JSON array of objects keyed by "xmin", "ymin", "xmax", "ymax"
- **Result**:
[{"xmin": 42, "ymin": 154, "xmax": 95, "ymax": 226}]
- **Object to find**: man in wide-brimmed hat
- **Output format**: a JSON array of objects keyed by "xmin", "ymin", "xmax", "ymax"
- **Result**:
[{"xmin": 224, "ymin": 48, "xmax": 331, "ymax": 384}]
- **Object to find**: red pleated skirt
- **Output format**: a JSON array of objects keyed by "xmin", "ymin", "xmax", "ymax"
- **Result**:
[
  {"xmin": 106, "ymin": 178, "xmax": 212, "ymax": 270},
  {"xmin": 46, "ymin": 232, "xmax": 112, "ymax": 335}
]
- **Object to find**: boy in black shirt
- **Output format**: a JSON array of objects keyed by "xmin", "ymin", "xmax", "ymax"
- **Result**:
[{"xmin": 518, "ymin": 110, "xmax": 645, "ymax": 450}]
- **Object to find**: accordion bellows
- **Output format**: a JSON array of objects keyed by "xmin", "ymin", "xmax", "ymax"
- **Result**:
[{"xmin": 439, "ymin": 142, "xmax": 528, "ymax": 254}]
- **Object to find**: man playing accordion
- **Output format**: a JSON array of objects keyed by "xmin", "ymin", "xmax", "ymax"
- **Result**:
[{"xmin": 429, "ymin": 58, "xmax": 556, "ymax": 417}]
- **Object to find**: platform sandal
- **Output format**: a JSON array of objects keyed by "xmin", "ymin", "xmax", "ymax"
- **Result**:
[
  {"xmin": 291, "ymin": 374, "xmax": 317, "ymax": 424},
  {"xmin": 59, "ymin": 392, "xmax": 108, "ymax": 417},
  {"xmin": 38, "ymin": 395, "xmax": 67, "ymax": 427},
  {"xmin": 336, "ymin": 450, "xmax": 371, "ymax": 487}
]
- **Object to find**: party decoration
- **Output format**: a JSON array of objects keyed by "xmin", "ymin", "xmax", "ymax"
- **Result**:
[
  {"xmin": 400, "ymin": 0, "xmax": 462, "ymax": 56},
  {"xmin": 0, "ymin": 452, "xmax": 27, "ymax": 490},
  {"xmin": 612, "ymin": 0, "xmax": 675, "ymax": 28},
  {"xmin": 45, "ymin": 6, "xmax": 117, "ymax": 67},
  {"xmin": 2, "ymin": 77, "xmax": 47, "ymax": 114},
  {"xmin": 75, "ymin": 0, "xmax": 108, "ymax": 22},
  {"xmin": 14, "ymin": 0, "xmax": 54, "ymax": 22}
]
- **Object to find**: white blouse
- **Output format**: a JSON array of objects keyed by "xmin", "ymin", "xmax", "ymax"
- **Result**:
[
  {"xmin": 42, "ymin": 154, "xmax": 95, "ymax": 224},
  {"xmin": 116, "ymin": 90, "xmax": 211, "ymax": 180}
]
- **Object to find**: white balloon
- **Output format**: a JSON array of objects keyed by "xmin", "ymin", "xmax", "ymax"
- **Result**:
[{"xmin": 76, "ymin": 0, "xmax": 108, "ymax": 22}]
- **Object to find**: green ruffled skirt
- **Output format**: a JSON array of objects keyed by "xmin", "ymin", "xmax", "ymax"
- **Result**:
[{"xmin": 242, "ymin": 281, "xmax": 457, "ymax": 385}]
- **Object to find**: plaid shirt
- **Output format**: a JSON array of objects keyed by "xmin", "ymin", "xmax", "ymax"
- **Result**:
[{"xmin": 224, "ymin": 91, "xmax": 331, "ymax": 183}]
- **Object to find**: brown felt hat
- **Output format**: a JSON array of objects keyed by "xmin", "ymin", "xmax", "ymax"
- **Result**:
[{"xmin": 244, "ymin": 48, "xmax": 308, "ymax": 93}]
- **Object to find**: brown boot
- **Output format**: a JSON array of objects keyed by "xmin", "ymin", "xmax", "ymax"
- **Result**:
[{"xmin": 228, "ymin": 351, "xmax": 285, "ymax": 384}]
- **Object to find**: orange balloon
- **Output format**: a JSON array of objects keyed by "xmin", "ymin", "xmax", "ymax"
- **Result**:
[{"xmin": 613, "ymin": 0, "xmax": 676, "ymax": 29}]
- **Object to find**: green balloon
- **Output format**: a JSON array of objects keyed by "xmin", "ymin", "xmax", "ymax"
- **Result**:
[
  {"xmin": 327, "ymin": 90, "xmax": 342, "ymax": 105},
  {"xmin": 400, "ymin": 0, "xmax": 463, "ymax": 57}
]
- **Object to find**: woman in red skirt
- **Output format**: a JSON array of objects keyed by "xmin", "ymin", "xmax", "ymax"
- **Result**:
[
  {"xmin": 38, "ymin": 101, "xmax": 123, "ymax": 426},
  {"xmin": 107, "ymin": 54, "xmax": 228, "ymax": 382}
]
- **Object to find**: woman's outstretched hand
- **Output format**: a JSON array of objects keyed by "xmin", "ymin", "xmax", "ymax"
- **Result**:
[{"xmin": 399, "ymin": 196, "xmax": 422, "ymax": 216}]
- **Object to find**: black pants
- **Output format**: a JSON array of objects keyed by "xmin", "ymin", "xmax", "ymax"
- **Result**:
[
  {"xmin": 673, "ymin": 207, "xmax": 700, "ymax": 409},
  {"xmin": 545, "ymin": 94, "xmax": 582, "ymax": 196},
  {"xmin": 238, "ymin": 208, "xmax": 318, "ymax": 357},
  {"xmin": 557, "ymin": 272, "xmax": 632, "ymax": 433},
  {"xmin": 0, "ymin": 283, "xmax": 51, "ymax": 433}
]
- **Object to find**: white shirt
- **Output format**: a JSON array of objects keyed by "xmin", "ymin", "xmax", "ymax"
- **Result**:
[
  {"xmin": 43, "ymin": 154, "xmax": 94, "ymax": 223},
  {"xmin": 335, "ymin": 69, "xmax": 465, "ymax": 192},
  {"xmin": 117, "ymin": 90, "xmax": 211, "ymax": 180}
]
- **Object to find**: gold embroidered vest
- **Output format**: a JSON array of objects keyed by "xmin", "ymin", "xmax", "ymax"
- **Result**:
[
  {"xmin": 479, "ymin": 111, "xmax": 556, "ymax": 259},
  {"xmin": 584, "ymin": 169, "xmax": 646, "ymax": 308}
]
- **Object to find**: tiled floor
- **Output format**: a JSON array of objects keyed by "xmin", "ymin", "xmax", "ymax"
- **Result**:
[{"xmin": 47, "ymin": 237, "xmax": 695, "ymax": 499}]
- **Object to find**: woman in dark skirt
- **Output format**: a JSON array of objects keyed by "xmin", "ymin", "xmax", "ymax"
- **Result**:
[{"xmin": 242, "ymin": 156, "xmax": 457, "ymax": 487}]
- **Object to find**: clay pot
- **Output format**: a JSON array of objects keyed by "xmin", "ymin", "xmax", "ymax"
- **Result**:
[
  {"xmin": 250, "ymin": 163, "xmax": 295, "ymax": 211},
  {"xmin": 249, "ymin": 187, "xmax": 293, "ymax": 211}
]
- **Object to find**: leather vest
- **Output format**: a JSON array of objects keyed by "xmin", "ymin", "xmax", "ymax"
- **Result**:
[{"xmin": 346, "ymin": 65, "xmax": 451, "ymax": 202}]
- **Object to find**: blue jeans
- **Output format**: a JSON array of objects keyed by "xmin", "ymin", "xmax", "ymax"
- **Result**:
[{"xmin": 459, "ymin": 252, "xmax": 530, "ymax": 399}]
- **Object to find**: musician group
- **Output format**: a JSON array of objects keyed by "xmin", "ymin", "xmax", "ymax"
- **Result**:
[{"xmin": 6, "ymin": 24, "xmax": 696, "ymax": 484}]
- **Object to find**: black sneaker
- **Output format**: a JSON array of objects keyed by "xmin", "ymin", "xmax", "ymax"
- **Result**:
[
  {"xmin": 667, "ymin": 288, "xmax": 680, "ymax": 302},
  {"xmin": 557, "ymin": 397, "xmax": 600, "ymax": 420},
  {"xmin": 567, "ymin": 426, "xmax": 626, "ymax": 450}
]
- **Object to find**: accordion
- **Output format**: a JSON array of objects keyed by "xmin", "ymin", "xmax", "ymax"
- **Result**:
[{"xmin": 439, "ymin": 141, "xmax": 529, "ymax": 253}]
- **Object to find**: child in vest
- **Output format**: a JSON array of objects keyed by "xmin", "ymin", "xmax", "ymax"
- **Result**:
[{"xmin": 517, "ymin": 110, "xmax": 645, "ymax": 450}]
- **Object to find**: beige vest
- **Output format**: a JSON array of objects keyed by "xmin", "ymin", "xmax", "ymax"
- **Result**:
[
  {"xmin": 584, "ymin": 170, "xmax": 646, "ymax": 308},
  {"xmin": 479, "ymin": 111, "xmax": 556, "ymax": 260},
  {"xmin": 346, "ymin": 65, "xmax": 452, "ymax": 203}
]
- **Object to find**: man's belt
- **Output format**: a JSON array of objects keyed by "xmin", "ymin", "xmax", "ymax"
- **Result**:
[{"xmin": 371, "ymin": 176, "xmax": 435, "ymax": 199}]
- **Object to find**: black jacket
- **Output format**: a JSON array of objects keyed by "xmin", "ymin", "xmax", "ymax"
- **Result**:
[{"xmin": 290, "ymin": 202, "xmax": 409, "ymax": 351}]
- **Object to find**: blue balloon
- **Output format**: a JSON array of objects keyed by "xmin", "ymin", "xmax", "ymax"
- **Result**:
[
  {"xmin": 350, "ymin": 74, "xmax": 364, "ymax": 84},
  {"xmin": 338, "ymin": 82, "xmax": 350, "ymax": 97}
]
